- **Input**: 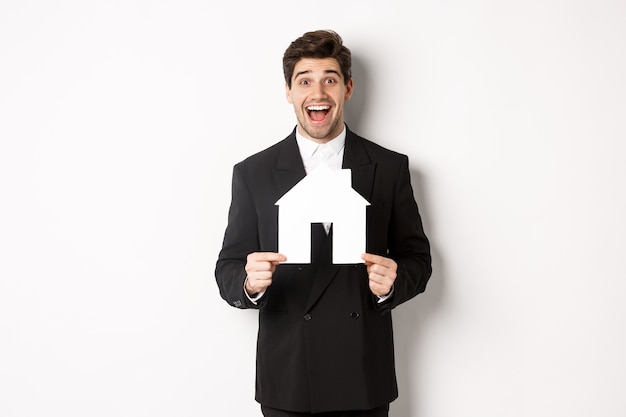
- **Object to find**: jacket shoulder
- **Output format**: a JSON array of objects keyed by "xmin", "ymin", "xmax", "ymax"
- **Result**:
[{"xmin": 349, "ymin": 131, "xmax": 409, "ymax": 165}]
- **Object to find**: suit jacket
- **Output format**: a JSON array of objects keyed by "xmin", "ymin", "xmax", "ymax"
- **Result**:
[{"xmin": 215, "ymin": 127, "xmax": 432, "ymax": 413}]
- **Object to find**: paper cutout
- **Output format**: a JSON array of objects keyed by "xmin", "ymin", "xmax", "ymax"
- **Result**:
[{"xmin": 275, "ymin": 165, "xmax": 370, "ymax": 264}]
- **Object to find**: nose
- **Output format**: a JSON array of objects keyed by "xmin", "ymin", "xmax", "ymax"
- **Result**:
[{"xmin": 310, "ymin": 81, "xmax": 326, "ymax": 99}]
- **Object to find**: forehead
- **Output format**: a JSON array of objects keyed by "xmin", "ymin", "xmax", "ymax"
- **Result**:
[{"xmin": 292, "ymin": 58, "xmax": 343, "ymax": 80}]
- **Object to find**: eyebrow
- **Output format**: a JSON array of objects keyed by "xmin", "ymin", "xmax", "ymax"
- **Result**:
[{"xmin": 294, "ymin": 69, "xmax": 341, "ymax": 80}]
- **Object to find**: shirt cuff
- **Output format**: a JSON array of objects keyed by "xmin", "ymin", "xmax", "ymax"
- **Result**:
[
  {"xmin": 376, "ymin": 286, "xmax": 394, "ymax": 303},
  {"xmin": 244, "ymin": 277, "xmax": 265, "ymax": 304}
]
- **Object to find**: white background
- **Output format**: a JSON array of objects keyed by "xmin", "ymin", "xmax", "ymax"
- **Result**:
[{"xmin": 1, "ymin": 1, "xmax": 625, "ymax": 416}]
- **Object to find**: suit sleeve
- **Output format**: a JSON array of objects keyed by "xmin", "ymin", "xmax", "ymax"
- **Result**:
[
  {"xmin": 215, "ymin": 164, "xmax": 262, "ymax": 309},
  {"xmin": 377, "ymin": 154, "xmax": 432, "ymax": 312}
]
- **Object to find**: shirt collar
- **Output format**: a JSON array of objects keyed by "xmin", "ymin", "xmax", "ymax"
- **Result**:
[{"xmin": 295, "ymin": 125, "xmax": 346, "ymax": 159}]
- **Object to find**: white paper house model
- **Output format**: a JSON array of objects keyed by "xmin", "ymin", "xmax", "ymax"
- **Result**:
[{"xmin": 275, "ymin": 165, "xmax": 370, "ymax": 264}]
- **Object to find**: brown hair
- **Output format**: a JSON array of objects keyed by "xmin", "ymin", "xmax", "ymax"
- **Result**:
[{"xmin": 282, "ymin": 30, "xmax": 352, "ymax": 88}]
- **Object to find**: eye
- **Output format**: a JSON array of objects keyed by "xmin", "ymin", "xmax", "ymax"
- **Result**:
[
  {"xmin": 299, "ymin": 79, "xmax": 309, "ymax": 85},
  {"xmin": 325, "ymin": 78, "xmax": 336, "ymax": 84}
]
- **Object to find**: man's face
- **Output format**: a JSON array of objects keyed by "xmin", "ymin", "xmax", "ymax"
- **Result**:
[{"xmin": 286, "ymin": 58, "xmax": 353, "ymax": 143}]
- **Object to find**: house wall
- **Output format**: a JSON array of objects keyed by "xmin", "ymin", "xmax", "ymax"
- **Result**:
[{"xmin": 1, "ymin": 1, "xmax": 625, "ymax": 416}]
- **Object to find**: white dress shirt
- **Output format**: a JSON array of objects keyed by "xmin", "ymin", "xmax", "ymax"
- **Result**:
[
  {"xmin": 296, "ymin": 127, "xmax": 346, "ymax": 234},
  {"xmin": 295, "ymin": 128, "xmax": 346, "ymax": 175}
]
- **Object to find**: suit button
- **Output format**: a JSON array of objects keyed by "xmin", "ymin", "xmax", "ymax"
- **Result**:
[
  {"xmin": 350, "ymin": 312, "xmax": 360, "ymax": 319},
  {"xmin": 298, "ymin": 265, "xmax": 305, "ymax": 271},
  {"xmin": 303, "ymin": 314, "xmax": 312, "ymax": 321}
]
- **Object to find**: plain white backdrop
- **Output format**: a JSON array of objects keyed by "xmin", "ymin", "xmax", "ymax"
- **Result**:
[{"xmin": 1, "ymin": 1, "xmax": 625, "ymax": 416}]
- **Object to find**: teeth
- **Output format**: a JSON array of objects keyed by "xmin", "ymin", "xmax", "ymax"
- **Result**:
[{"xmin": 307, "ymin": 105, "xmax": 330, "ymax": 111}]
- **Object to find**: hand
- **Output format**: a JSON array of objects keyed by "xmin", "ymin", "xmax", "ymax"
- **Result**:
[
  {"xmin": 244, "ymin": 252, "xmax": 286, "ymax": 296},
  {"xmin": 361, "ymin": 253, "xmax": 397, "ymax": 297}
]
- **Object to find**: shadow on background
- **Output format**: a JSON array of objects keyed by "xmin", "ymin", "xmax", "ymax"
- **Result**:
[
  {"xmin": 345, "ymin": 55, "xmax": 369, "ymax": 131},
  {"xmin": 391, "ymin": 169, "xmax": 444, "ymax": 417}
]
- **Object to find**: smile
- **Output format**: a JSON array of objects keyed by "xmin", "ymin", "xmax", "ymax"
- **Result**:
[{"xmin": 306, "ymin": 105, "xmax": 330, "ymax": 122}]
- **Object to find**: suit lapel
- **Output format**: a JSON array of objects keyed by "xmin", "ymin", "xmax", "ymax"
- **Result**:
[
  {"xmin": 343, "ymin": 129, "xmax": 376, "ymax": 202},
  {"xmin": 305, "ymin": 128, "xmax": 376, "ymax": 312},
  {"xmin": 273, "ymin": 128, "xmax": 374, "ymax": 200},
  {"xmin": 272, "ymin": 131, "xmax": 307, "ymax": 199}
]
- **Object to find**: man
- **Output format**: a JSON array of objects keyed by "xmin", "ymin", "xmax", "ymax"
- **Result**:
[{"xmin": 215, "ymin": 30, "xmax": 432, "ymax": 417}]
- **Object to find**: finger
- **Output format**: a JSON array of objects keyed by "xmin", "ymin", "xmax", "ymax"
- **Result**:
[
  {"xmin": 368, "ymin": 265, "xmax": 397, "ymax": 282},
  {"xmin": 368, "ymin": 267, "xmax": 397, "ymax": 286},
  {"xmin": 249, "ymin": 270, "xmax": 274, "ymax": 281},
  {"xmin": 246, "ymin": 275, "xmax": 272, "ymax": 294},
  {"xmin": 249, "ymin": 252, "xmax": 287, "ymax": 263},
  {"xmin": 247, "ymin": 260, "xmax": 275, "ymax": 272},
  {"xmin": 369, "ymin": 280, "xmax": 392, "ymax": 297},
  {"xmin": 366, "ymin": 263, "xmax": 387, "ymax": 275},
  {"xmin": 361, "ymin": 253, "xmax": 395, "ymax": 267},
  {"xmin": 368, "ymin": 271, "xmax": 390, "ymax": 285}
]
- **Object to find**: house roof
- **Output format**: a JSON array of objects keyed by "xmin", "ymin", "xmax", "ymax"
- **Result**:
[{"xmin": 275, "ymin": 166, "xmax": 370, "ymax": 208}]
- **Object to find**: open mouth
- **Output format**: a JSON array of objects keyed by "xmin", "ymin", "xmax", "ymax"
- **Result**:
[{"xmin": 306, "ymin": 105, "xmax": 330, "ymax": 123}]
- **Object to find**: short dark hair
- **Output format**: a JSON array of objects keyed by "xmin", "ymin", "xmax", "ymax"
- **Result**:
[{"xmin": 282, "ymin": 30, "xmax": 352, "ymax": 88}]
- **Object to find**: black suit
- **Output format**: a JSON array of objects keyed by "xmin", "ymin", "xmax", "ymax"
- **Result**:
[{"xmin": 215, "ymin": 127, "xmax": 431, "ymax": 414}]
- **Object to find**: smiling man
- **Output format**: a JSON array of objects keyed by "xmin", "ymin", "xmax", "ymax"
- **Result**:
[
  {"xmin": 286, "ymin": 56, "xmax": 352, "ymax": 142},
  {"xmin": 215, "ymin": 30, "xmax": 432, "ymax": 417}
]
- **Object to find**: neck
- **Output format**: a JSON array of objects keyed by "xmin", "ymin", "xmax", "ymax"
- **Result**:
[{"xmin": 296, "ymin": 124, "xmax": 346, "ymax": 144}]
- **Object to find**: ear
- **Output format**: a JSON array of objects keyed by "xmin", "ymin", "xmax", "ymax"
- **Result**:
[
  {"xmin": 344, "ymin": 78, "xmax": 354, "ymax": 101},
  {"xmin": 285, "ymin": 83, "xmax": 293, "ymax": 104}
]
